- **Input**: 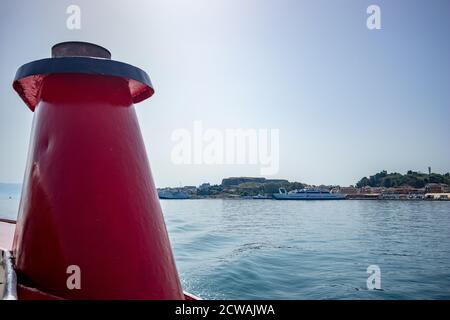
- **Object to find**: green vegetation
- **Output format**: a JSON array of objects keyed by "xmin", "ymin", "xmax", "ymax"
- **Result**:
[
  {"xmin": 221, "ymin": 177, "xmax": 289, "ymax": 186},
  {"xmin": 356, "ymin": 170, "xmax": 450, "ymax": 188},
  {"xmin": 198, "ymin": 177, "xmax": 305, "ymax": 197}
]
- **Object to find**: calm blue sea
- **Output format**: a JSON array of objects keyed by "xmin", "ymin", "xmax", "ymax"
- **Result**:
[{"xmin": 1, "ymin": 195, "xmax": 450, "ymax": 299}]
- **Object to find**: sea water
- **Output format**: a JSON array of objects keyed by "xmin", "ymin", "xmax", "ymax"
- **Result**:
[{"xmin": 1, "ymin": 197, "xmax": 449, "ymax": 299}]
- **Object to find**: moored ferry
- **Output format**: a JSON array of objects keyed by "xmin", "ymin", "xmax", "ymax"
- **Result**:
[
  {"xmin": 273, "ymin": 188, "xmax": 346, "ymax": 200},
  {"xmin": 158, "ymin": 189, "xmax": 190, "ymax": 199}
]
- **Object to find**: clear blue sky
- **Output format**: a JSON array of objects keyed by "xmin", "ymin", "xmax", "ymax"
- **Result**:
[{"xmin": 0, "ymin": 0, "xmax": 449, "ymax": 187}]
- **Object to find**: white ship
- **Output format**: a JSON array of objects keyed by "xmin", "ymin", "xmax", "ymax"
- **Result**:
[
  {"xmin": 158, "ymin": 189, "xmax": 190, "ymax": 199},
  {"xmin": 273, "ymin": 188, "xmax": 346, "ymax": 200}
]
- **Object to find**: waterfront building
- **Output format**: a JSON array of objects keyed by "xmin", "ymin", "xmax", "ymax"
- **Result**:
[{"xmin": 425, "ymin": 183, "xmax": 448, "ymax": 193}]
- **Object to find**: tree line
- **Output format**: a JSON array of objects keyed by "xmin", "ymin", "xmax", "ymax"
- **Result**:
[{"xmin": 356, "ymin": 170, "xmax": 450, "ymax": 188}]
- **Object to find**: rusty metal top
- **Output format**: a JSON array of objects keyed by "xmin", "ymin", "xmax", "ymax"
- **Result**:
[{"xmin": 52, "ymin": 41, "xmax": 111, "ymax": 59}]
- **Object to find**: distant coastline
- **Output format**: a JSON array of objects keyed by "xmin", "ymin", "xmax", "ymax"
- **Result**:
[
  {"xmin": 1, "ymin": 171, "xmax": 449, "ymax": 201},
  {"xmin": 157, "ymin": 171, "xmax": 450, "ymax": 201}
]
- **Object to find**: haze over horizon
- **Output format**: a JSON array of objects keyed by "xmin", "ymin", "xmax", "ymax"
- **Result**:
[{"xmin": 1, "ymin": 0, "xmax": 449, "ymax": 187}]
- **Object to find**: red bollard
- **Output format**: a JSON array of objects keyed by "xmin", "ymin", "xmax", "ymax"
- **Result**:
[{"xmin": 12, "ymin": 42, "xmax": 184, "ymax": 299}]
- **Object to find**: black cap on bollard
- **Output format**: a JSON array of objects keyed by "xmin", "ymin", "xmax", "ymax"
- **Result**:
[{"xmin": 51, "ymin": 41, "xmax": 112, "ymax": 59}]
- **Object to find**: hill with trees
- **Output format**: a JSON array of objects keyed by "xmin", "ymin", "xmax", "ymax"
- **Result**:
[
  {"xmin": 356, "ymin": 170, "xmax": 450, "ymax": 188},
  {"xmin": 197, "ymin": 177, "xmax": 305, "ymax": 197}
]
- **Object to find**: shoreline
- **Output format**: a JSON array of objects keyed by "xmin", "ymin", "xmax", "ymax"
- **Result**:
[{"xmin": 160, "ymin": 196, "xmax": 450, "ymax": 201}]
